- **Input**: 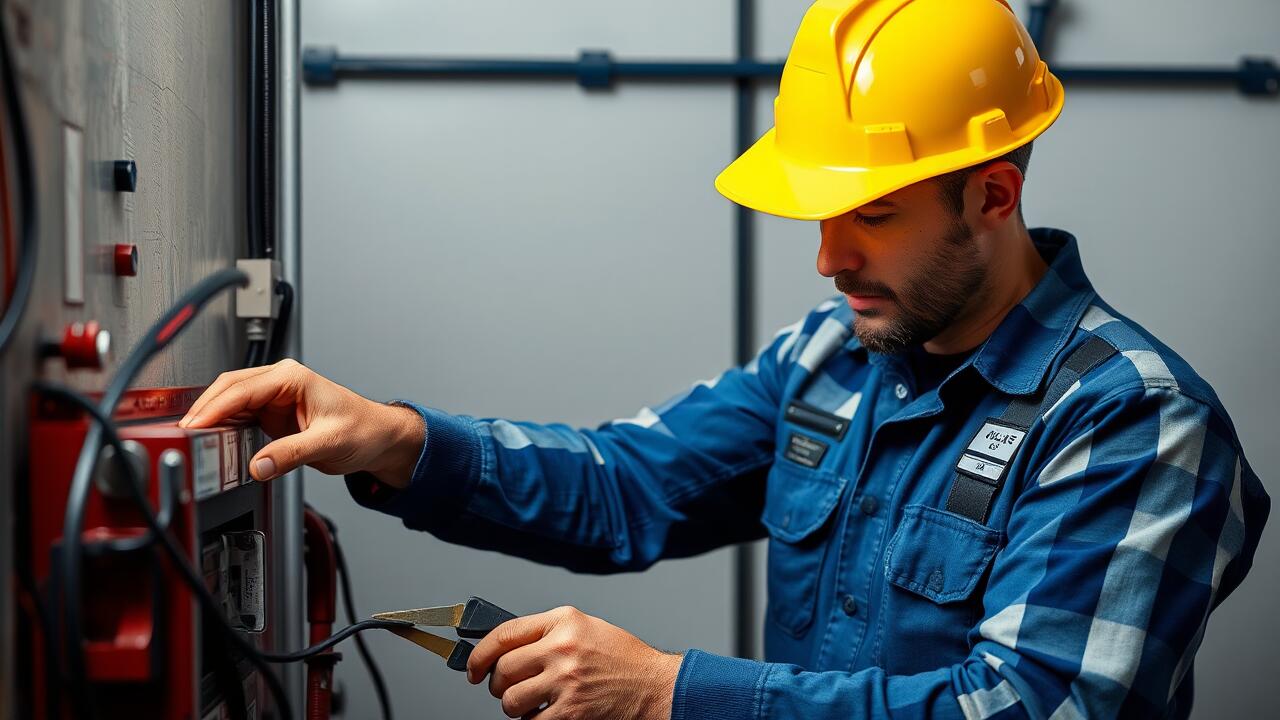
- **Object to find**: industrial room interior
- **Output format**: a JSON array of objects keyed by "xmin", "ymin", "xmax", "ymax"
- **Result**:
[{"xmin": 1, "ymin": 0, "xmax": 1277, "ymax": 718}]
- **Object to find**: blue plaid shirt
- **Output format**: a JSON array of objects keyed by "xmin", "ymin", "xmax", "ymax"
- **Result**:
[{"xmin": 349, "ymin": 229, "xmax": 1269, "ymax": 719}]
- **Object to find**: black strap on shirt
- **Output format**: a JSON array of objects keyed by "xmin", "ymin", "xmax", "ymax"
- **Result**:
[{"xmin": 944, "ymin": 335, "xmax": 1118, "ymax": 524}]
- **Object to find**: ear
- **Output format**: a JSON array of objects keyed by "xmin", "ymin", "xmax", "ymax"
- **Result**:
[{"xmin": 969, "ymin": 161, "xmax": 1024, "ymax": 229}]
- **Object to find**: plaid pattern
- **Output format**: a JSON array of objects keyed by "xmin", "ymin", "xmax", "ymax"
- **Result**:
[{"xmin": 348, "ymin": 229, "xmax": 1268, "ymax": 719}]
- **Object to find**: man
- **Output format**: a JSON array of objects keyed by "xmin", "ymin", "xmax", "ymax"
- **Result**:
[{"xmin": 183, "ymin": 0, "xmax": 1269, "ymax": 717}]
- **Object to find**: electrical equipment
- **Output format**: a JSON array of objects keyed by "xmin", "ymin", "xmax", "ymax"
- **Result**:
[
  {"xmin": 26, "ymin": 387, "xmax": 277, "ymax": 719},
  {"xmin": 0, "ymin": 1, "xmax": 309, "ymax": 717}
]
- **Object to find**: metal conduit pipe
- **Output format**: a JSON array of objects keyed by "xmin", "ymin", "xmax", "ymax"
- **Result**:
[
  {"xmin": 732, "ymin": 0, "xmax": 759, "ymax": 663},
  {"xmin": 301, "ymin": 47, "xmax": 1280, "ymax": 97}
]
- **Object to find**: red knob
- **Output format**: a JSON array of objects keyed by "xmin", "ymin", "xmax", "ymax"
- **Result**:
[
  {"xmin": 114, "ymin": 244, "xmax": 139, "ymax": 277},
  {"xmin": 61, "ymin": 321, "xmax": 111, "ymax": 370}
]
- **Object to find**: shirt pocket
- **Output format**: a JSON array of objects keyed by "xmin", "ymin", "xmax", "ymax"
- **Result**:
[
  {"xmin": 761, "ymin": 460, "xmax": 848, "ymax": 638},
  {"xmin": 878, "ymin": 504, "xmax": 1002, "ymax": 672}
]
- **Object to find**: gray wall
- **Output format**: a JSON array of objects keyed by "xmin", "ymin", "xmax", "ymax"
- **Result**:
[
  {"xmin": 300, "ymin": 3, "xmax": 739, "ymax": 718},
  {"xmin": 300, "ymin": 1, "xmax": 1278, "ymax": 717}
]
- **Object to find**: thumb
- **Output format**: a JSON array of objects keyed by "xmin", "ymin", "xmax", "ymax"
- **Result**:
[{"xmin": 250, "ymin": 427, "xmax": 331, "ymax": 481}]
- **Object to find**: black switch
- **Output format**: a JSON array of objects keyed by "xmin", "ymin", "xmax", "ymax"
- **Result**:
[{"xmin": 112, "ymin": 160, "xmax": 137, "ymax": 192}]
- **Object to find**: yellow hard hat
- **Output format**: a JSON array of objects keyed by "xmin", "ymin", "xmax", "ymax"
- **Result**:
[{"xmin": 716, "ymin": 0, "xmax": 1064, "ymax": 220}]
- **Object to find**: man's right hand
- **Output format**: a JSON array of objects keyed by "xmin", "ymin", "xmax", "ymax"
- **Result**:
[{"xmin": 179, "ymin": 359, "xmax": 424, "ymax": 488}]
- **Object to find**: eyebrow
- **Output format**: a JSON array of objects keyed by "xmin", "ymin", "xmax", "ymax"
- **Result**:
[{"xmin": 862, "ymin": 199, "xmax": 897, "ymax": 209}]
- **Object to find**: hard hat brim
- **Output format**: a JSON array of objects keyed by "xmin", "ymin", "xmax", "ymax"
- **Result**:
[
  {"xmin": 716, "ymin": 83, "xmax": 1063, "ymax": 222},
  {"xmin": 715, "ymin": 128, "xmax": 908, "ymax": 221}
]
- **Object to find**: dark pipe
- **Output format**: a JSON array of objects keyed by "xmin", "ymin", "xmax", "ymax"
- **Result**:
[
  {"xmin": 301, "ymin": 47, "xmax": 1280, "ymax": 98},
  {"xmin": 248, "ymin": 0, "xmax": 276, "ymax": 259},
  {"xmin": 261, "ymin": 0, "xmax": 276, "ymax": 259},
  {"xmin": 247, "ymin": 1, "xmax": 263, "ymax": 259},
  {"xmin": 1026, "ymin": 0, "xmax": 1058, "ymax": 53},
  {"xmin": 732, "ymin": 0, "xmax": 759, "ymax": 663}
]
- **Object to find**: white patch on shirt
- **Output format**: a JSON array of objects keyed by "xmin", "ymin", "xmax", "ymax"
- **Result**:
[
  {"xmin": 1079, "ymin": 617, "xmax": 1145, "ymax": 688},
  {"xmin": 1122, "ymin": 350, "xmax": 1179, "ymax": 390},
  {"xmin": 1155, "ymin": 393, "xmax": 1207, "ymax": 475},
  {"xmin": 775, "ymin": 322, "xmax": 803, "ymax": 365},
  {"xmin": 833, "ymin": 391, "xmax": 863, "ymax": 420},
  {"xmin": 797, "ymin": 317, "xmax": 851, "ymax": 372},
  {"xmin": 1078, "ymin": 305, "xmax": 1120, "ymax": 332},
  {"xmin": 613, "ymin": 407, "xmax": 662, "ymax": 429},
  {"xmin": 490, "ymin": 420, "xmax": 533, "ymax": 450},
  {"xmin": 979, "ymin": 603, "xmax": 1027, "ymax": 648},
  {"xmin": 957, "ymin": 679, "xmax": 1021, "ymax": 720},
  {"xmin": 1037, "ymin": 430, "xmax": 1093, "ymax": 487}
]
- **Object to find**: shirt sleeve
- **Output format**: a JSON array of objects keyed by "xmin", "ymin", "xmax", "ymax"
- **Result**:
[
  {"xmin": 344, "ymin": 305, "xmax": 840, "ymax": 574},
  {"xmin": 671, "ymin": 383, "xmax": 1269, "ymax": 719}
]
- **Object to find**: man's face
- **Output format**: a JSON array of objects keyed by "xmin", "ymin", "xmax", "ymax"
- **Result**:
[{"xmin": 818, "ymin": 179, "xmax": 989, "ymax": 354}]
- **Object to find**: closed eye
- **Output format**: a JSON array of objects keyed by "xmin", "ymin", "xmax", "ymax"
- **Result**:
[{"xmin": 854, "ymin": 213, "xmax": 893, "ymax": 227}]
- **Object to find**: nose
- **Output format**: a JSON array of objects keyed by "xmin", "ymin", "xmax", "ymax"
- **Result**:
[{"xmin": 817, "ymin": 218, "xmax": 867, "ymax": 278}]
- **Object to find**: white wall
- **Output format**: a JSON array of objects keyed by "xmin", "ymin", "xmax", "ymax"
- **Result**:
[{"xmin": 302, "ymin": 1, "xmax": 1278, "ymax": 717}]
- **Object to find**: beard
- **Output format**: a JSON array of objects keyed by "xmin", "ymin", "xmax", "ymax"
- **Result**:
[{"xmin": 834, "ymin": 220, "xmax": 987, "ymax": 355}]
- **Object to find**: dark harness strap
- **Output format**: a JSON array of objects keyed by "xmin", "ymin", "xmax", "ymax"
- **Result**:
[{"xmin": 944, "ymin": 335, "xmax": 1118, "ymax": 524}]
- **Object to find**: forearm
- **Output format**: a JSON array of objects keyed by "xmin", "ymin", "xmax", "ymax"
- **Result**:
[
  {"xmin": 347, "ymin": 403, "xmax": 769, "ymax": 572},
  {"xmin": 672, "ymin": 649, "xmax": 1026, "ymax": 720}
]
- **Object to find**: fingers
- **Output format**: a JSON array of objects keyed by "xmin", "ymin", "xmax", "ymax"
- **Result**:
[
  {"xmin": 487, "ymin": 643, "xmax": 547, "ymax": 703},
  {"xmin": 249, "ymin": 425, "xmax": 332, "ymax": 480},
  {"xmin": 467, "ymin": 612, "xmax": 556, "ymax": 683},
  {"xmin": 182, "ymin": 360, "xmax": 305, "ymax": 429},
  {"xmin": 497, "ymin": 676, "xmax": 556, "ymax": 719},
  {"xmin": 181, "ymin": 365, "xmax": 275, "ymax": 425}
]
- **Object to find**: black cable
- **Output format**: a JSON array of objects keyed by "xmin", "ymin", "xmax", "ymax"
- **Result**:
[
  {"xmin": 261, "ymin": 0, "xmax": 276, "ymax": 259},
  {"xmin": 258, "ymin": 619, "xmax": 410, "ymax": 663},
  {"xmin": 0, "ymin": 7, "xmax": 39, "ymax": 355},
  {"xmin": 36, "ymin": 382, "xmax": 176, "ymax": 557},
  {"xmin": 50, "ymin": 274, "xmax": 409, "ymax": 718},
  {"xmin": 246, "ymin": 0, "xmax": 264, "ymax": 260},
  {"xmin": 54, "ymin": 383, "xmax": 409, "ymax": 703},
  {"xmin": 59, "ymin": 269, "xmax": 252, "ymax": 719},
  {"xmin": 266, "ymin": 279, "xmax": 293, "ymax": 364},
  {"xmin": 38, "ymin": 382, "xmax": 250, "ymax": 720},
  {"xmin": 47, "ymin": 378, "xmax": 294, "ymax": 720},
  {"xmin": 245, "ymin": 338, "xmax": 265, "ymax": 368},
  {"xmin": 315, "ymin": 508, "xmax": 395, "ymax": 720}
]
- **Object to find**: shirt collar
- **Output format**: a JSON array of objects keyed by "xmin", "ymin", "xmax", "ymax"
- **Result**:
[{"xmin": 841, "ymin": 227, "xmax": 1097, "ymax": 396}]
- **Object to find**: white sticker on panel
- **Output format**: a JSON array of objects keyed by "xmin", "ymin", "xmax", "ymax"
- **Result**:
[
  {"xmin": 63, "ymin": 125, "xmax": 85, "ymax": 304},
  {"xmin": 192, "ymin": 433, "xmax": 221, "ymax": 499},
  {"xmin": 222, "ymin": 429, "xmax": 240, "ymax": 489}
]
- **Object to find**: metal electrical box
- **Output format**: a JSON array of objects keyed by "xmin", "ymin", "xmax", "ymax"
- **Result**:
[{"xmin": 0, "ymin": 0, "xmax": 301, "ymax": 717}]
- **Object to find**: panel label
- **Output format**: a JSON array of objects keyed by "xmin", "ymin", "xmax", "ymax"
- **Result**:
[
  {"xmin": 192, "ymin": 433, "xmax": 221, "ymax": 499},
  {"xmin": 62, "ymin": 124, "xmax": 85, "ymax": 304}
]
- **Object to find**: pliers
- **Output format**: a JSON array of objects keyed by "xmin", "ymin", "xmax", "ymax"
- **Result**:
[{"xmin": 373, "ymin": 596, "xmax": 518, "ymax": 671}]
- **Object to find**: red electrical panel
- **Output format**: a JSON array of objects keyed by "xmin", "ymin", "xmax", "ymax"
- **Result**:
[{"xmin": 25, "ymin": 387, "xmax": 278, "ymax": 719}]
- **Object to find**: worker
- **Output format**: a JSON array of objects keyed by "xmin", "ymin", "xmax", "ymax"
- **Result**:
[{"xmin": 182, "ymin": 0, "xmax": 1269, "ymax": 717}]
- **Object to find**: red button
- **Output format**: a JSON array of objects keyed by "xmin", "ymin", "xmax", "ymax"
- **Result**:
[
  {"xmin": 114, "ymin": 244, "xmax": 139, "ymax": 277},
  {"xmin": 61, "ymin": 321, "xmax": 111, "ymax": 370}
]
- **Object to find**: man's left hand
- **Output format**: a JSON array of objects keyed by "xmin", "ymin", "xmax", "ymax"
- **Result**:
[{"xmin": 466, "ymin": 605, "xmax": 682, "ymax": 720}]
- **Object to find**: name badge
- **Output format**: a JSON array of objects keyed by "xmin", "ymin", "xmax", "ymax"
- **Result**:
[
  {"xmin": 784, "ymin": 432, "xmax": 829, "ymax": 468},
  {"xmin": 966, "ymin": 420, "xmax": 1026, "ymax": 463},
  {"xmin": 955, "ymin": 419, "xmax": 1029, "ymax": 486}
]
